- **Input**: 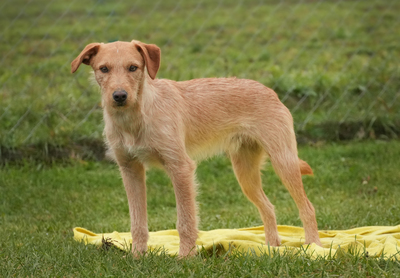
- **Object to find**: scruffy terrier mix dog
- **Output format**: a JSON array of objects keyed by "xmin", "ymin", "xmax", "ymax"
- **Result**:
[{"xmin": 71, "ymin": 40, "xmax": 321, "ymax": 257}]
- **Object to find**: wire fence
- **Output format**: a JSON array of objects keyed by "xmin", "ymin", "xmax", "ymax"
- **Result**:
[{"xmin": 1, "ymin": 0, "xmax": 399, "ymax": 160}]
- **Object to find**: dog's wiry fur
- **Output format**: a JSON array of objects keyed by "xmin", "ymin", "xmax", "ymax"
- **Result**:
[{"xmin": 71, "ymin": 40, "xmax": 322, "ymax": 257}]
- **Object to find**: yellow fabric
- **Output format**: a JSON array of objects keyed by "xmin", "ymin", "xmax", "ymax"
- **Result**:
[{"xmin": 73, "ymin": 225, "xmax": 400, "ymax": 259}]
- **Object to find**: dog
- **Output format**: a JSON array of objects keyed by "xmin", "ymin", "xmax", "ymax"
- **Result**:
[{"xmin": 71, "ymin": 40, "xmax": 322, "ymax": 257}]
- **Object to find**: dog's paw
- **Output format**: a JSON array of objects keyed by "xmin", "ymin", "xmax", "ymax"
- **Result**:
[
  {"xmin": 265, "ymin": 235, "xmax": 281, "ymax": 247},
  {"xmin": 131, "ymin": 242, "xmax": 147, "ymax": 258},
  {"xmin": 305, "ymin": 237, "xmax": 322, "ymax": 247},
  {"xmin": 178, "ymin": 246, "xmax": 197, "ymax": 258}
]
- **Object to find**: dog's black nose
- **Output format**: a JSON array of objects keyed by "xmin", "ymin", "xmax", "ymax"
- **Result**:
[{"xmin": 113, "ymin": 90, "xmax": 128, "ymax": 103}]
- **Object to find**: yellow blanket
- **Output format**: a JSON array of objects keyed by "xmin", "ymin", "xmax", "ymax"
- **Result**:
[{"xmin": 73, "ymin": 225, "xmax": 400, "ymax": 259}]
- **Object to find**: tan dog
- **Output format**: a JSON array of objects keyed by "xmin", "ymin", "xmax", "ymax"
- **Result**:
[{"xmin": 71, "ymin": 40, "xmax": 322, "ymax": 257}]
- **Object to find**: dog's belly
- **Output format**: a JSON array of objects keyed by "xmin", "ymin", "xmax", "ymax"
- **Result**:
[
  {"xmin": 186, "ymin": 132, "xmax": 253, "ymax": 161},
  {"xmin": 124, "ymin": 145, "xmax": 164, "ymax": 168}
]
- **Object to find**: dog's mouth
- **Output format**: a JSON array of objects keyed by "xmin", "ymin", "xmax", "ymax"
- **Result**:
[
  {"xmin": 112, "ymin": 100, "xmax": 127, "ymax": 107},
  {"xmin": 115, "ymin": 101, "xmax": 127, "ymax": 107}
]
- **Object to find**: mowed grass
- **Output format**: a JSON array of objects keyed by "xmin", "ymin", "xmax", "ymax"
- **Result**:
[
  {"xmin": 0, "ymin": 0, "xmax": 399, "ymax": 148},
  {"xmin": 1, "ymin": 140, "xmax": 400, "ymax": 277}
]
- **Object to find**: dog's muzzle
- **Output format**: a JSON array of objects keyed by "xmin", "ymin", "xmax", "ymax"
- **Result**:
[{"xmin": 112, "ymin": 90, "xmax": 128, "ymax": 106}]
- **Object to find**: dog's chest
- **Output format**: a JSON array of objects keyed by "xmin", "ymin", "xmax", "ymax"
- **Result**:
[
  {"xmin": 128, "ymin": 145, "xmax": 162, "ymax": 167},
  {"xmin": 109, "ymin": 128, "xmax": 163, "ymax": 167}
]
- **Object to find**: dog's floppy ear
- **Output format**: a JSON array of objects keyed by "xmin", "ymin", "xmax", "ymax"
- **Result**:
[
  {"xmin": 133, "ymin": 41, "xmax": 161, "ymax": 79},
  {"xmin": 71, "ymin": 43, "xmax": 102, "ymax": 73}
]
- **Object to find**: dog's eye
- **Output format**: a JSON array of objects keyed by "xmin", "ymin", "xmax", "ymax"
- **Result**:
[
  {"xmin": 100, "ymin": 67, "xmax": 109, "ymax": 73},
  {"xmin": 129, "ymin": 65, "xmax": 138, "ymax": 72}
]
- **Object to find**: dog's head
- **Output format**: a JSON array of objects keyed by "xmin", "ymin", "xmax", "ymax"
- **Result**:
[{"xmin": 71, "ymin": 40, "xmax": 160, "ymax": 110}]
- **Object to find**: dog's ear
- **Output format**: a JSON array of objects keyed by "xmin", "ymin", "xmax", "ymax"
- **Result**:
[
  {"xmin": 71, "ymin": 43, "xmax": 102, "ymax": 73},
  {"xmin": 133, "ymin": 41, "xmax": 161, "ymax": 79}
]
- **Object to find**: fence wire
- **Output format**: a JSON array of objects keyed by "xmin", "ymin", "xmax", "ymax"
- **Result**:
[{"xmin": 0, "ymin": 0, "xmax": 399, "ymax": 156}]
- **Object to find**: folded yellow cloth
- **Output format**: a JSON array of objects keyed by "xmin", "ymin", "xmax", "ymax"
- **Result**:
[{"xmin": 73, "ymin": 225, "xmax": 400, "ymax": 259}]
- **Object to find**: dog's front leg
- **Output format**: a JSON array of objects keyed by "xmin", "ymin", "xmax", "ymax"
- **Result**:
[
  {"xmin": 164, "ymin": 155, "xmax": 198, "ymax": 257},
  {"xmin": 115, "ymin": 151, "xmax": 148, "ymax": 256}
]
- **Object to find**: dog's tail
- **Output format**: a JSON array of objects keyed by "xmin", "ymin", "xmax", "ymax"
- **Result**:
[{"xmin": 299, "ymin": 159, "xmax": 313, "ymax": 176}]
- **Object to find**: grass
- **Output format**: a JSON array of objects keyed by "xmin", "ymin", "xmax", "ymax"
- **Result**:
[
  {"xmin": 1, "ymin": 140, "xmax": 400, "ymax": 276},
  {"xmin": 0, "ymin": 0, "xmax": 400, "ymax": 150}
]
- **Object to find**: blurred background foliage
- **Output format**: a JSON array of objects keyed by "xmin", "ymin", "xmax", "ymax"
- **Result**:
[{"xmin": 1, "ymin": 0, "xmax": 399, "ymax": 162}]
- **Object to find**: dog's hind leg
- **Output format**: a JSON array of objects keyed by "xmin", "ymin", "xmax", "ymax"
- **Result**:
[
  {"xmin": 269, "ymin": 152, "xmax": 321, "ymax": 245},
  {"xmin": 230, "ymin": 141, "xmax": 281, "ymax": 246},
  {"xmin": 259, "ymin": 127, "xmax": 322, "ymax": 246}
]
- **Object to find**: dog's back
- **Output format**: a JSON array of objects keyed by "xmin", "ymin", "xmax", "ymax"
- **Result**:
[{"xmin": 155, "ymin": 78, "xmax": 297, "ymax": 163}]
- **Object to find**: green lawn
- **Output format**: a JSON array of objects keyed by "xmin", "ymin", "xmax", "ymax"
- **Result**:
[{"xmin": 1, "ymin": 140, "xmax": 400, "ymax": 276}]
